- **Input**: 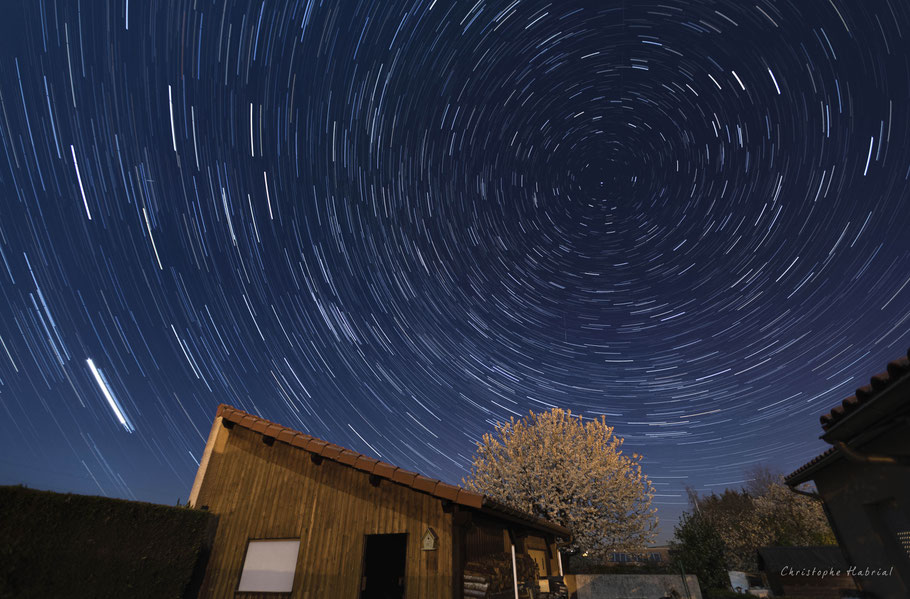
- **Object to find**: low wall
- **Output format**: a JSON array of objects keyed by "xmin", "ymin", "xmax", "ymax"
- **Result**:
[{"xmin": 565, "ymin": 574, "xmax": 702, "ymax": 599}]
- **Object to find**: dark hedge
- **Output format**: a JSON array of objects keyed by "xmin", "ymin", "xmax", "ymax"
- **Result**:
[{"xmin": 0, "ymin": 485, "xmax": 217, "ymax": 599}]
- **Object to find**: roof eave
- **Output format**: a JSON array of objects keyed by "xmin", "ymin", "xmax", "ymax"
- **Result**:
[
  {"xmin": 820, "ymin": 372, "xmax": 910, "ymax": 443},
  {"xmin": 479, "ymin": 498, "xmax": 572, "ymax": 538},
  {"xmin": 784, "ymin": 447, "xmax": 841, "ymax": 486}
]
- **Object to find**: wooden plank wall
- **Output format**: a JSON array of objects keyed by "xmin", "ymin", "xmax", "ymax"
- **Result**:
[
  {"xmin": 195, "ymin": 424, "xmax": 453, "ymax": 599},
  {"xmin": 465, "ymin": 522, "xmax": 506, "ymax": 561}
]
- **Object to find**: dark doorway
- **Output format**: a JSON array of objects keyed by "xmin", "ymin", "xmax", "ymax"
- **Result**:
[{"xmin": 360, "ymin": 533, "xmax": 407, "ymax": 599}]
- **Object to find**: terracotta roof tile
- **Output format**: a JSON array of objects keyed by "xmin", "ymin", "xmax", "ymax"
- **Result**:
[
  {"xmin": 320, "ymin": 445, "xmax": 343, "ymax": 460},
  {"xmin": 392, "ymin": 469, "xmax": 419, "ymax": 487},
  {"xmin": 844, "ymin": 395, "xmax": 860, "ymax": 409},
  {"xmin": 211, "ymin": 404, "xmax": 569, "ymax": 537},
  {"xmin": 455, "ymin": 489, "xmax": 484, "ymax": 509},
  {"xmin": 304, "ymin": 439, "xmax": 327, "ymax": 453},
  {"xmin": 354, "ymin": 456, "xmax": 380, "ymax": 472},
  {"xmin": 411, "ymin": 476, "xmax": 438, "ymax": 494},
  {"xmin": 274, "ymin": 429, "xmax": 294, "ymax": 443},
  {"xmin": 855, "ymin": 384, "xmax": 874, "ymax": 400},
  {"xmin": 870, "ymin": 371, "xmax": 890, "ymax": 390},
  {"xmin": 435, "ymin": 483, "xmax": 460, "ymax": 502},
  {"xmin": 888, "ymin": 356, "xmax": 910, "ymax": 378},
  {"xmin": 263, "ymin": 423, "xmax": 284, "ymax": 438},
  {"xmin": 819, "ymin": 348, "xmax": 910, "ymax": 430},
  {"xmin": 372, "ymin": 462, "xmax": 396, "ymax": 478},
  {"xmin": 336, "ymin": 450, "xmax": 360, "ymax": 466},
  {"xmin": 785, "ymin": 446, "xmax": 839, "ymax": 485}
]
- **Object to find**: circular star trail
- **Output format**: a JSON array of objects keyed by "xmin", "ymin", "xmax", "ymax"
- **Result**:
[{"xmin": 1, "ymin": 0, "xmax": 909, "ymax": 536}]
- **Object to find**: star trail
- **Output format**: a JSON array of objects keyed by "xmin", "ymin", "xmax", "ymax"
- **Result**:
[{"xmin": 1, "ymin": 0, "xmax": 909, "ymax": 539}]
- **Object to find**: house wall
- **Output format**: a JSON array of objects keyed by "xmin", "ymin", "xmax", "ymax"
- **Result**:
[
  {"xmin": 769, "ymin": 575, "xmax": 857, "ymax": 599},
  {"xmin": 566, "ymin": 574, "xmax": 701, "ymax": 599},
  {"xmin": 193, "ymin": 422, "xmax": 454, "ymax": 599},
  {"xmin": 814, "ymin": 426, "xmax": 910, "ymax": 598}
]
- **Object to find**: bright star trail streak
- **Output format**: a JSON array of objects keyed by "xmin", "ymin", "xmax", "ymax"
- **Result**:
[
  {"xmin": 86, "ymin": 358, "xmax": 133, "ymax": 433},
  {"xmin": 0, "ymin": 0, "xmax": 909, "ymax": 540},
  {"xmin": 70, "ymin": 145, "xmax": 90, "ymax": 220}
]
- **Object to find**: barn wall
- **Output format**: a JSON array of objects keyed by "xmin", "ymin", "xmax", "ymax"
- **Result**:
[
  {"xmin": 194, "ymin": 423, "xmax": 453, "ymax": 599},
  {"xmin": 466, "ymin": 520, "xmax": 507, "ymax": 561}
]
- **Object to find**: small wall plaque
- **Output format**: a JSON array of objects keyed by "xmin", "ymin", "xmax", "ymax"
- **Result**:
[{"xmin": 421, "ymin": 527, "xmax": 438, "ymax": 551}]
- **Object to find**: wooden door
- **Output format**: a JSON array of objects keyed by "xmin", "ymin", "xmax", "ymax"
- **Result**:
[{"xmin": 361, "ymin": 533, "xmax": 408, "ymax": 599}]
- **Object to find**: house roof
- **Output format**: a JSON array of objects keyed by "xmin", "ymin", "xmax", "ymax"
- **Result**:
[
  {"xmin": 214, "ymin": 404, "xmax": 570, "ymax": 538},
  {"xmin": 784, "ymin": 446, "xmax": 839, "ymax": 486},
  {"xmin": 786, "ymin": 349, "xmax": 910, "ymax": 485},
  {"xmin": 819, "ymin": 351, "xmax": 910, "ymax": 431}
]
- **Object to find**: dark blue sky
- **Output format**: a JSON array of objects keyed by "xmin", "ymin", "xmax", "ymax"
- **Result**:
[{"xmin": 1, "ymin": 0, "xmax": 908, "ymax": 543}]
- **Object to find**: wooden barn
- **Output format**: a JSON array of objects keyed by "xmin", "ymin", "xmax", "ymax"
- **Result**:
[{"xmin": 189, "ymin": 404, "xmax": 570, "ymax": 598}]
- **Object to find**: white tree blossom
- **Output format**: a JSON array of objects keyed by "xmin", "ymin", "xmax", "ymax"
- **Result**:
[{"xmin": 464, "ymin": 408, "xmax": 657, "ymax": 556}]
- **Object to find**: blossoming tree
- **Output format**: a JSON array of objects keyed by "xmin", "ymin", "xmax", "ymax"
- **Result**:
[{"xmin": 463, "ymin": 408, "xmax": 657, "ymax": 557}]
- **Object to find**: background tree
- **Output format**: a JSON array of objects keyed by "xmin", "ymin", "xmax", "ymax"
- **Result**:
[
  {"xmin": 673, "ymin": 465, "xmax": 836, "ymax": 573},
  {"xmin": 743, "ymin": 464, "xmax": 783, "ymax": 497},
  {"xmin": 670, "ymin": 511, "xmax": 729, "ymax": 591},
  {"xmin": 463, "ymin": 408, "xmax": 657, "ymax": 557},
  {"xmin": 753, "ymin": 480, "xmax": 836, "ymax": 548},
  {"xmin": 696, "ymin": 489, "xmax": 766, "ymax": 571}
]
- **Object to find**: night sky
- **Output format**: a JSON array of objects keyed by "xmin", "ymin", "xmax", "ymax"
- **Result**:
[{"xmin": 1, "ymin": 0, "xmax": 909, "ymax": 542}]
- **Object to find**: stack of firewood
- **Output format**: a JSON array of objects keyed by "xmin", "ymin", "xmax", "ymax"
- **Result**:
[
  {"xmin": 463, "ymin": 553, "xmax": 540, "ymax": 598},
  {"xmin": 463, "ymin": 574, "xmax": 489, "ymax": 598}
]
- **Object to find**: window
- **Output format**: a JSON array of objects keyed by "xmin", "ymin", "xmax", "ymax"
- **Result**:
[
  {"xmin": 650, "ymin": 552, "xmax": 662, "ymax": 562},
  {"xmin": 868, "ymin": 499, "xmax": 910, "ymax": 564},
  {"xmin": 900, "ymin": 530, "xmax": 910, "ymax": 560},
  {"xmin": 237, "ymin": 539, "xmax": 301, "ymax": 593}
]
